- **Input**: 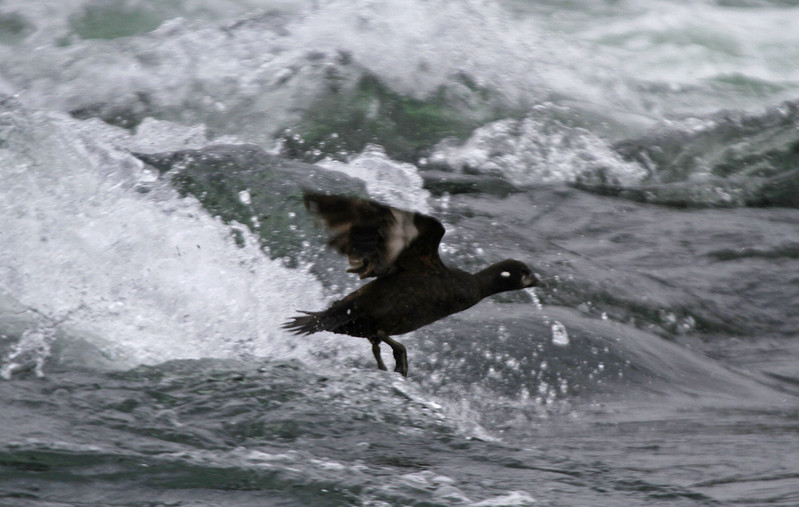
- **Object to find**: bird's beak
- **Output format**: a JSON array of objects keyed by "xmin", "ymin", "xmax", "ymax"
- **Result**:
[{"xmin": 523, "ymin": 272, "xmax": 542, "ymax": 288}]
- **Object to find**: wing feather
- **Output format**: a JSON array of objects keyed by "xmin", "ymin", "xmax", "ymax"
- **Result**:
[{"xmin": 303, "ymin": 192, "xmax": 445, "ymax": 278}]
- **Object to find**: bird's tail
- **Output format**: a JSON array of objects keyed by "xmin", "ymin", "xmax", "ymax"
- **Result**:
[{"xmin": 281, "ymin": 311, "xmax": 324, "ymax": 336}]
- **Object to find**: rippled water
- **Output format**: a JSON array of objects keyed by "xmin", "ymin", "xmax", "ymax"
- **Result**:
[{"xmin": 1, "ymin": 1, "xmax": 798, "ymax": 505}]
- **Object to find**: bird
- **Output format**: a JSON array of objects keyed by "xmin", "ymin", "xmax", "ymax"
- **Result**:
[{"xmin": 282, "ymin": 192, "xmax": 540, "ymax": 377}]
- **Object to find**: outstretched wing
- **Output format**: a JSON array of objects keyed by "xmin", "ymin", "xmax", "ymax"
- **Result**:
[{"xmin": 303, "ymin": 192, "xmax": 445, "ymax": 278}]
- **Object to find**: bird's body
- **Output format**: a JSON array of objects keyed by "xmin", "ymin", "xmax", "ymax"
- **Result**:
[
  {"xmin": 283, "ymin": 192, "xmax": 540, "ymax": 376},
  {"xmin": 297, "ymin": 268, "xmax": 479, "ymax": 338}
]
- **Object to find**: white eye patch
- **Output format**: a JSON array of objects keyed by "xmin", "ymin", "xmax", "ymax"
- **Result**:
[{"xmin": 500, "ymin": 271, "xmax": 511, "ymax": 278}]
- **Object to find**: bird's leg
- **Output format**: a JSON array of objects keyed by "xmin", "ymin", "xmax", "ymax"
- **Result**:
[
  {"xmin": 378, "ymin": 331, "xmax": 408, "ymax": 377},
  {"xmin": 369, "ymin": 337, "xmax": 387, "ymax": 371}
]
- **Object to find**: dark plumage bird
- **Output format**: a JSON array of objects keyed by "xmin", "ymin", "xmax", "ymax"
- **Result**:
[{"xmin": 283, "ymin": 192, "xmax": 540, "ymax": 376}]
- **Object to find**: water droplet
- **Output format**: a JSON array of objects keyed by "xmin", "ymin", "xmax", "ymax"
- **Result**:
[{"xmin": 551, "ymin": 320, "xmax": 569, "ymax": 347}]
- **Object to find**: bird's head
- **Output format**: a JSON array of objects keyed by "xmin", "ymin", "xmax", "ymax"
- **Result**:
[{"xmin": 478, "ymin": 259, "xmax": 541, "ymax": 297}]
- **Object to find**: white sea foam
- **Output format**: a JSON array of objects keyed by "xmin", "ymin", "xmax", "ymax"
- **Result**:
[
  {"xmin": 316, "ymin": 145, "xmax": 430, "ymax": 212},
  {"xmin": 0, "ymin": 103, "xmax": 343, "ymax": 372},
  {"xmin": 0, "ymin": 0, "xmax": 631, "ymax": 150},
  {"xmin": 0, "ymin": 0, "xmax": 795, "ymax": 152},
  {"xmin": 571, "ymin": 0, "xmax": 799, "ymax": 86},
  {"xmin": 430, "ymin": 112, "xmax": 648, "ymax": 186}
]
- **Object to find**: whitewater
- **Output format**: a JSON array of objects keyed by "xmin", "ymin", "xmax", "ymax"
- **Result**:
[{"xmin": 1, "ymin": 1, "xmax": 798, "ymax": 505}]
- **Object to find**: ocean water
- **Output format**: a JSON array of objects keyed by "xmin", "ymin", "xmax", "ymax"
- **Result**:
[{"xmin": 1, "ymin": 1, "xmax": 798, "ymax": 505}]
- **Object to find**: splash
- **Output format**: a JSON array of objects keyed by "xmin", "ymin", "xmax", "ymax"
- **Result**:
[
  {"xmin": 316, "ymin": 144, "xmax": 431, "ymax": 212},
  {"xmin": 430, "ymin": 110, "xmax": 648, "ymax": 186},
  {"xmin": 0, "ymin": 102, "xmax": 343, "ymax": 375},
  {"xmin": 550, "ymin": 321, "xmax": 570, "ymax": 347},
  {"xmin": 1, "ymin": 322, "xmax": 53, "ymax": 379}
]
